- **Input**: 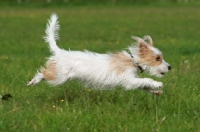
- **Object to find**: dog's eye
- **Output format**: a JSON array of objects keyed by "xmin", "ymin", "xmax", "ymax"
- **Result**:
[{"xmin": 156, "ymin": 56, "xmax": 161, "ymax": 61}]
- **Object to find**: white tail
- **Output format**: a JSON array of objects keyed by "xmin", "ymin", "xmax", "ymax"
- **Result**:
[{"xmin": 44, "ymin": 13, "xmax": 60, "ymax": 54}]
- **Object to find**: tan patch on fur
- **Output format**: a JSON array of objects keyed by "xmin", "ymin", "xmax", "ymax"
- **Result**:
[
  {"xmin": 110, "ymin": 52, "xmax": 136, "ymax": 75},
  {"xmin": 138, "ymin": 42, "xmax": 162, "ymax": 66},
  {"xmin": 41, "ymin": 60, "xmax": 57, "ymax": 80}
]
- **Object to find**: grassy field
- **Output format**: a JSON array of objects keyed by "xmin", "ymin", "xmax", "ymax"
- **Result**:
[{"xmin": 0, "ymin": 6, "xmax": 200, "ymax": 132}]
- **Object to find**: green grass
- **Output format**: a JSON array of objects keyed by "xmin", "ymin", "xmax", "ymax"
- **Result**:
[{"xmin": 0, "ymin": 6, "xmax": 200, "ymax": 132}]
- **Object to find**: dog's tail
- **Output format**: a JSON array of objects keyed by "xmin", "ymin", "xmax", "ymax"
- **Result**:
[{"xmin": 44, "ymin": 13, "xmax": 60, "ymax": 54}]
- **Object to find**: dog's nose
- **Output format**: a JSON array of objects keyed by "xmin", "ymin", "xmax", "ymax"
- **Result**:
[{"xmin": 168, "ymin": 66, "xmax": 171, "ymax": 70}]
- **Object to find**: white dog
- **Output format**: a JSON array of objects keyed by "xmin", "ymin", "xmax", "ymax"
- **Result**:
[{"xmin": 27, "ymin": 14, "xmax": 171, "ymax": 95}]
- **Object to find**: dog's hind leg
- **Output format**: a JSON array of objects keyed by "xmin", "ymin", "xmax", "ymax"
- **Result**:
[
  {"xmin": 26, "ymin": 72, "xmax": 44, "ymax": 86},
  {"xmin": 27, "ymin": 60, "xmax": 57, "ymax": 86}
]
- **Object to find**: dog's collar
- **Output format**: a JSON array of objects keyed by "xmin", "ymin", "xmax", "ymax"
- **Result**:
[{"xmin": 129, "ymin": 52, "xmax": 146, "ymax": 73}]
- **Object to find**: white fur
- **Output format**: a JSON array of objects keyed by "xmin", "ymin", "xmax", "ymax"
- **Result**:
[{"xmin": 27, "ymin": 14, "xmax": 171, "ymax": 94}]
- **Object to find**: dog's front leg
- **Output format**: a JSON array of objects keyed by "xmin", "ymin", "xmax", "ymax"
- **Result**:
[
  {"xmin": 141, "ymin": 78, "xmax": 163, "ymax": 89},
  {"xmin": 124, "ymin": 78, "xmax": 163, "ymax": 90}
]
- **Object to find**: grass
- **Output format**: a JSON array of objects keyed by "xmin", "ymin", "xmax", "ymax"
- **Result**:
[{"xmin": 0, "ymin": 6, "xmax": 200, "ymax": 132}]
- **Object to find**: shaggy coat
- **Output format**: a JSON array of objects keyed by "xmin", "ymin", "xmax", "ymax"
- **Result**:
[{"xmin": 27, "ymin": 14, "xmax": 171, "ymax": 94}]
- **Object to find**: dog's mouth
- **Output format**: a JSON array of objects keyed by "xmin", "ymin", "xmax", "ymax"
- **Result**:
[
  {"xmin": 160, "ymin": 72, "xmax": 165, "ymax": 75},
  {"xmin": 155, "ymin": 72, "xmax": 165, "ymax": 78}
]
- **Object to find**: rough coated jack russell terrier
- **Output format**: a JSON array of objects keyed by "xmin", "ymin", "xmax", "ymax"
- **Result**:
[{"xmin": 27, "ymin": 14, "xmax": 171, "ymax": 95}]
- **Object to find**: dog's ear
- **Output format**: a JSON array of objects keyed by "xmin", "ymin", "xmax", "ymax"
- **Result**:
[
  {"xmin": 138, "ymin": 40, "xmax": 148, "ymax": 50},
  {"xmin": 131, "ymin": 36, "xmax": 147, "ymax": 49},
  {"xmin": 143, "ymin": 36, "xmax": 153, "ymax": 46}
]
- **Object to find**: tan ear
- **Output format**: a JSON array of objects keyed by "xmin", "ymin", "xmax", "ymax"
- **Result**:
[
  {"xmin": 131, "ymin": 36, "xmax": 148, "ymax": 49},
  {"xmin": 143, "ymin": 36, "xmax": 153, "ymax": 46},
  {"xmin": 131, "ymin": 36, "xmax": 143, "ymax": 42},
  {"xmin": 138, "ymin": 40, "xmax": 148, "ymax": 49}
]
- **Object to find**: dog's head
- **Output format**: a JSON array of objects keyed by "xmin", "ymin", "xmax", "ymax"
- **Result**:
[{"xmin": 129, "ymin": 36, "xmax": 171, "ymax": 77}]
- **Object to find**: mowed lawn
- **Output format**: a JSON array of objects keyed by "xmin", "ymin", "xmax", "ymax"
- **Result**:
[{"xmin": 0, "ymin": 6, "xmax": 200, "ymax": 132}]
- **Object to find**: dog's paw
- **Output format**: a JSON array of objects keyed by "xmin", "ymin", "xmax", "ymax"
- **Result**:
[
  {"xmin": 151, "ymin": 81, "xmax": 163, "ymax": 89},
  {"xmin": 149, "ymin": 90, "xmax": 163, "ymax": 95},
  {"xmin": 143, "ymin": 78, "xmax": 163, "ymax": 89},
  {"xmin": 26, "ymin": 79, "xmax": 37, "ymax": 86},
  {"xmin": 149, "ymin": 81, "xmax": 163, "ymax": 89}
]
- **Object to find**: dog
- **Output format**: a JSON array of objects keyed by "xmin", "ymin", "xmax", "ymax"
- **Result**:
[{"xmin": 26, "ymin": 14, "xmax": 171, "ymax": 95}]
